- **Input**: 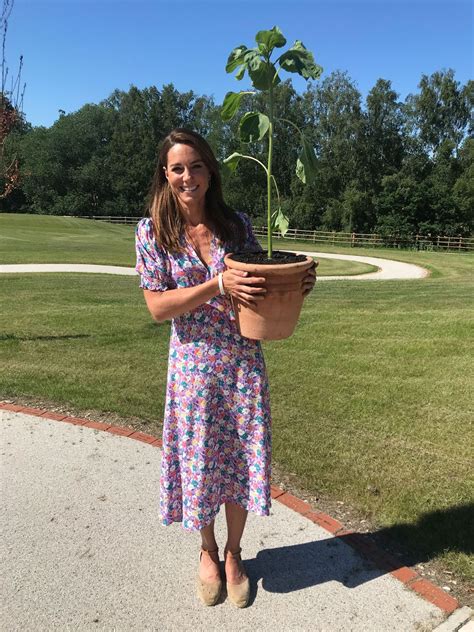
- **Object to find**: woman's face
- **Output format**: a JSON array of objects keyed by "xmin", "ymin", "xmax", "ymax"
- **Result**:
[{"xmin": 164, "ymin": 143, "xmax": 210, "ymax": 213}]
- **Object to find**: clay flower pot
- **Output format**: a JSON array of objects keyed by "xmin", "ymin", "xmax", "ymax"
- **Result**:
[{"xmin": 224, "ymin": 253, "xmax": 314, "ymax": 341}]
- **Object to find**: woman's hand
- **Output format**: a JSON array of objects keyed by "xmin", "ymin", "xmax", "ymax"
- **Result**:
[
  {"xmin": 222, "ymin": 269, "xmax": 267, "ymax": 308},
  {"xmin": 302, "ymin": 260, "xmax": 318, "ymax": 297}
]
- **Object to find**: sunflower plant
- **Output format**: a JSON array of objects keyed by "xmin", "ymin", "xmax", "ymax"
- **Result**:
[{"xmin": 221, "ymin": 26, "xmax": 322, "ymax": 258}]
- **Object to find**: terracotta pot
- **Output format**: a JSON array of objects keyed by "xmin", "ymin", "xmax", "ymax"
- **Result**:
[{"xmin": 224, "ymin": 253, "xmax": 314, "ymax": 341}]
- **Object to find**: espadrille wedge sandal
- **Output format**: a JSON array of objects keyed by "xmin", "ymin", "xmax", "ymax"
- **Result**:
[
  {"xmin": 196, "ymin": 547, "xmax": 222, "ymax": 606},
  {"xmin": 224, "ymin": 547, "xmax": 250, "ymax": 608}
]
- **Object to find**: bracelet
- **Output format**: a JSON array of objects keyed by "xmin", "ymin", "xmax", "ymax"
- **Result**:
[{"xmin": 218, "ymin": 272, "xmax": 226, "ymax": 296}]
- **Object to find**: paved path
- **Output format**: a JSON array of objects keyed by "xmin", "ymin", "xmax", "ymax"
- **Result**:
[
  {"xmin": 0, "ymin": 252, "xmax": 429, "ymax": 281},
  {"xmin": 2, "ymin": 407, "xmax": 470, "ymax": 632}
]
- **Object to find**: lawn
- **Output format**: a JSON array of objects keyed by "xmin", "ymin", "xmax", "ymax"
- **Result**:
[
  {"xmin": 1, "ymin": 213, "xmax": 473, "ymax": 586},
  {"xmin": 0, "ymin": 213, "xmax": 376, "ymax": 275}
]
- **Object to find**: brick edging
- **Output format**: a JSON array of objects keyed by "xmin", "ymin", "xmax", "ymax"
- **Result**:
[{"xmin": 1, "ymin": 402, "xmax": 459, "ymax": 615}]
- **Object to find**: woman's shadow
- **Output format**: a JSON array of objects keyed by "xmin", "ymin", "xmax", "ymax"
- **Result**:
[{"xmin": 242, "ymin": 503, "xmax": 473, "ymax": 602}]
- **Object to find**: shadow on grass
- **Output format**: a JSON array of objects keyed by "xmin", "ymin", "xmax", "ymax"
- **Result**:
[
  {"xmin": 0, "ymin": 333, "xmax": 91, "ymax": 342},
  {"xmin": 244, "ymin": 503, "xmax": 473, "ymax": 597}
]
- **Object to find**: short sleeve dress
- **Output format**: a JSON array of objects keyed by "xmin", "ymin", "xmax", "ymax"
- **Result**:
[{"xmin": 135, "ymin": 213, "xmax": 272, "ymax": 531}]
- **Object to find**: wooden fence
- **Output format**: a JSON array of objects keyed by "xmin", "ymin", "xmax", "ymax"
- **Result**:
[{"xmin": 80, "ymin": 216, "xmax": 474, "ymax": 252}]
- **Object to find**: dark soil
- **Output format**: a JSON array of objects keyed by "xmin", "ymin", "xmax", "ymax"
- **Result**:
[{"xmin": 230, "ymin": 250, "xmax": 308, "ymax": 265}]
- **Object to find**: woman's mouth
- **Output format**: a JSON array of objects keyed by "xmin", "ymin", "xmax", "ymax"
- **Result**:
[{"xmin": 180, "ymin": 186, "xmax": 198, "ymax": 192}]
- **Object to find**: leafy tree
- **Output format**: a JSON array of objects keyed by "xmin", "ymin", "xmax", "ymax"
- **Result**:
[
  {"xmin": 296, "ymin": 71, "xmax": 365, "ymax": 230},
  {"xmin": 405, "ymin": 70, "xmax": 473, "ymax": 154},
  {"xmin": 362, "ymin": 79, "xmax": 405, "ymax": 190},
  {"xmin": 453, "ymin": 138, "xmax": 474, "ymax": 233}
]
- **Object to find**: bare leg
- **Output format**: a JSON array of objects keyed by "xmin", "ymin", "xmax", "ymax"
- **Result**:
[
  {"xmin": 224, "ymin": 503, "xmax": 248, "ymax": 584},
  {"xmin": 199, "ymin": 519, "xmax": 220, "ymax": 582}
]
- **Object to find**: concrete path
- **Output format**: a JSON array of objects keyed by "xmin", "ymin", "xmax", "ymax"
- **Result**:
[
  {"xmin": 2, "ymin": 407, "xmax": 470, "ymax": 632},
  {"xmin": 0, "ymin": 252, "xmax": 429, "ymax": 281}
]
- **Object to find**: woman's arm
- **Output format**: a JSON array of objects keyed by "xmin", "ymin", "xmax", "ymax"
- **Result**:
[{"xmin": 143, "ymin": 269, "xmax": 267, "ymax": 322}]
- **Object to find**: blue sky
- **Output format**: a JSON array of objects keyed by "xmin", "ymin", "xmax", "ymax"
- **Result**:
[{"xmin": 6, "ymin": 0, "xmax": 473, "ymax": 128}]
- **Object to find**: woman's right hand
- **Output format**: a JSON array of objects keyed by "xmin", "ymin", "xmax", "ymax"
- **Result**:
[{"xmin": 222, "ymin": 269, "xmax": 266, "ymax": 308}]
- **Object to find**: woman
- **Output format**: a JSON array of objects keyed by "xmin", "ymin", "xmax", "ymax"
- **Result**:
[{"xmin": 135, "ymin": 128, "xmax": 316, "ymax": 608}]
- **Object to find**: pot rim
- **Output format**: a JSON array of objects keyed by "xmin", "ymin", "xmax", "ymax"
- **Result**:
[{"xmin": 224, "ymin": 252, "xmax": 314, "ymax": 273}]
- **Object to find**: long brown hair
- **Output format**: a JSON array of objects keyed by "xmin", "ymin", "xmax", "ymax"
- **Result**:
[{"xmin": 147, "ymin": 128, "xmax": 246, "ymax": 252}]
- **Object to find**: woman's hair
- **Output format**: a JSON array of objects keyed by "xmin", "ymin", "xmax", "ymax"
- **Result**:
[{"xmin": 147, "ymin": 128, "xmax": 246, "ymax": 252}]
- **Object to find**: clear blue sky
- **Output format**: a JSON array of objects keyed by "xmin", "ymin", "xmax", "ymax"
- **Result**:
[{"xmin": 6, "ymin": 0, "xmax": 473, "ymax": 128}]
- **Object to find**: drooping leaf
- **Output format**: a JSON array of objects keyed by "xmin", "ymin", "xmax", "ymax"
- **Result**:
[
  {"xmin": 225, "ymin": 45, "xmax": 249, "ymax": 73},
  {"xmin": 223, "ymin": 152, "xmax": 243, "ymax": 173},
  {"xmin": 248, "ymin": 60, "xmax": 280, "ymax": 91},
  {"xmin": 296, "ymin": 136, "xmax": 318, "ymax": 184},
  {"xmin": 221, "ymin": 91, "xmax": 253, "ymax": 121},
  {"xmin": 235, "ymin": 65, "xmax": 246, "ymax": 81},
  {"xmin": 240, "ymin": 112, "xmax": 270, "ymax": 143},
  {"xmin": 278, "ymin": 40, "xmax": 323, "ymax": 80},
  {"xmin": 255, "ymin": 26, "xmax": 287, "ymax": 55},
  {"xmin": 296, "ymin": 157, "xmax": 305, "ymax": 183},
  {"xmin": 271, "ymin": 207, "xmax": 289, "ymax": 235}
]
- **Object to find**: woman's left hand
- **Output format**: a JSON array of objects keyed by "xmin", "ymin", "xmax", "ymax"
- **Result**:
[{"xmin": 302, "ymin": 260, "xmax": 318, "ymax": 297}]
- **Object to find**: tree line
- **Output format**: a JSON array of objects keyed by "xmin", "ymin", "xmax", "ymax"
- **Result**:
[{"xmin": 2, "ymin": 69, "xmax": 473, "ymax": 237}]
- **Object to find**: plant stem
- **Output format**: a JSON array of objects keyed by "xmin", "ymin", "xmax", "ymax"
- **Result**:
[{"xmin": 267, "ymin": 85, "xmax": 274, "ymax": 258}]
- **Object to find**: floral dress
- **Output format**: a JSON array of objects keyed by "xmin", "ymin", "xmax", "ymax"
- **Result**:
[{"xmin": 135, "ymin": 213, "xmax": 272, "ymax": 531}]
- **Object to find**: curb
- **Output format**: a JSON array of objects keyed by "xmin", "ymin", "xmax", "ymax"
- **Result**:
[{"xmin": 1, "ymin": 401, "xmax": 461, "ymax": 618}]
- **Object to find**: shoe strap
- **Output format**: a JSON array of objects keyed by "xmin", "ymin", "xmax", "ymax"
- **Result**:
[{"xmin": 224, "ymin": 547, "xmax": 242, "ymax": 559}]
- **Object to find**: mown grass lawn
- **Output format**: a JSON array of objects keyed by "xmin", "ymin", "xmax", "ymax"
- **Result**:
[
  {"xmin": 1, "ymin": 213, "xmax": 473, "ymax": 585},
  {"xmin": 0, "ymin": 213, "xmax": 376, "ymax": 275}
]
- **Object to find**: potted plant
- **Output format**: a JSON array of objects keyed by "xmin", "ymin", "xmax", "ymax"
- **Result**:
[{"xmin": 221, "ymin": 26, "xmax": 323, "ymax": 340}]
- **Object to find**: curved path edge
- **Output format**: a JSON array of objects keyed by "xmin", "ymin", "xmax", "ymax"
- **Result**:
[
  {"xmin": 0, "ymin": 252, "xmax": 429, "ymax": 281},
  {"xmin": 0, "ymin": 400, "xmax": 461, "ymax": 621}
]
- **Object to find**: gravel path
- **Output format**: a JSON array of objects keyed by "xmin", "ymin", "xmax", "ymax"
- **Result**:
[{"xmin": 0, "ymin": 252, "xmax": 429, "ymax": 281}]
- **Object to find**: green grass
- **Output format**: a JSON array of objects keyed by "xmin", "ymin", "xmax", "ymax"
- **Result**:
[
  {"xmin": 1, "ymin": 213, "xmax": 473, "ymax": 584},
  {"xmin": 0, "ymin": 213, "xmax": 376, "ymax": 276}
]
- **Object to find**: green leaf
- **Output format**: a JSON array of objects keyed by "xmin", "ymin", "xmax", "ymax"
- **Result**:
[
  {"xmin": 225, "ymin": 45, "xmax": 249, "ymax": 73},
  {"xmin": 271, "ymin": 207, "xmax": 289, "ymax": 235},
  {"xmin": 255, "ymin": 26, "xmax": 287, "ymax": 55},
  {"xmin": 243, "ymin": 49, "xmax": 262, "ymax": 71},
  {"xmin": 240, "ymin": 112, "xmax": 270, "ymax": 143},
  {"xmin": 235, "ymin": 65, "xmax": 246, "ymax": 81},
  {"xmin": 248, "ymin": 60, "xmax": 280, "ymax": 90},
  {"xmin": 296, "ymin": 136, "xmax": 318, "ymax": 184},
  {"xmin": 223, "ymin": 152, "xmax": 243, "ymax": 173},
  {"xmin": 278, "ymin": 40, "xmax": 323, "ymax": 80},
  {"xmin": 221, "ymin": 91, "xmax": 253, "ymax": 121}
]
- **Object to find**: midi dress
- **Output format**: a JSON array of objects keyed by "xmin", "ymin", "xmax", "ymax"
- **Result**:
[{"xmin": 135, "ymin": 212, "xmax": 272, "ymax": 531}]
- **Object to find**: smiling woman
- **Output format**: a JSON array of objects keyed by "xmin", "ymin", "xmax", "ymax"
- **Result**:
[{"xmin": 135, "ymin": 128, "xmax": 316, "ymax": 608}]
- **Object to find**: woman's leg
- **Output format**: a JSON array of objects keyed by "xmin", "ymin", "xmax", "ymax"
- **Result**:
[
  {"xmin": 199, "ymin": 519, "xmax": 221, "ymax": 582},
  {"xmin": 224, "ymin": 503, "xmax": 248, "ymax": 583}
]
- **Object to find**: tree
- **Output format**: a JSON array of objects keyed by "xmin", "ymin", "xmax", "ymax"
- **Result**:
[
  {"xmin": 453, "ymin": 138, "xmax": 474, "ymax": 233},
  {"xmin": 1, "ymin": 0, "xmax": 26, "ymax": 202},
  {"xmin": 405, "ymin": 70, "xmax": 473, "ymax": 154},
  {"xmin": 296, "ymin": 71, "xmax": 365, "ymax": 230},
  {"xmin": 362, "ymin": 79, "xmax": 405, "ymax": 191}
]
